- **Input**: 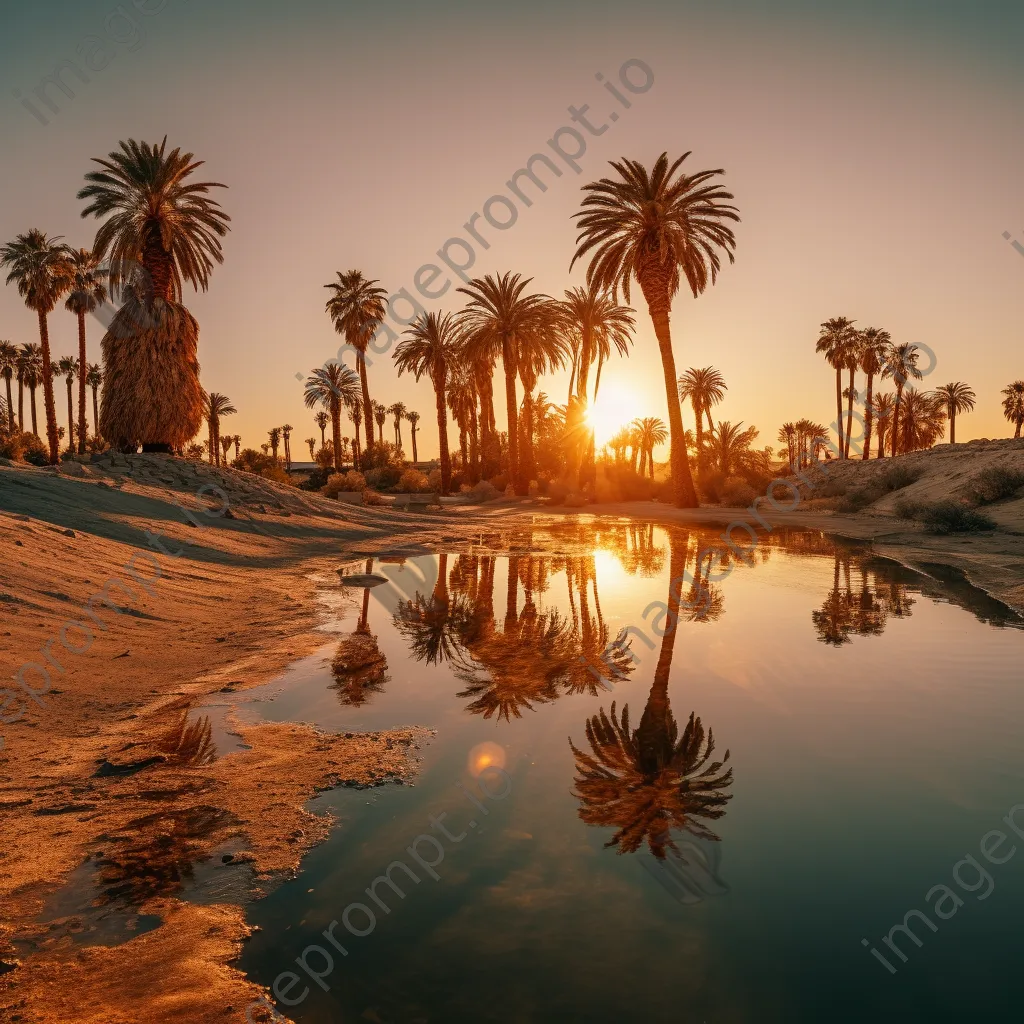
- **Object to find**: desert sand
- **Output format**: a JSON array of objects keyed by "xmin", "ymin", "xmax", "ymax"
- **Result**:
[{"xmin": 2, "ymin": 440, "xmax": 1022, "ymax": 1022}]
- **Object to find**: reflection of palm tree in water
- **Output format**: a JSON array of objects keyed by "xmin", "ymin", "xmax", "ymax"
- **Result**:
[
  {"xmin": 333, "ymin": 557, "xmax": 390, "ymax": 706},
  {"xmin": 570, "ymin": 532, "xmax": 734, "ymax": 859}
]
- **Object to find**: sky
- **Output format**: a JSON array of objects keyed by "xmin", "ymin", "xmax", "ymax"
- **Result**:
[{"xmin": 1, "ymin": 0, "xmax": 1023, "ymax": 460}]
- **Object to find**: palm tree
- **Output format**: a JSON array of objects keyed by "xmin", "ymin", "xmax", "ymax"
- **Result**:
[
  {"xmin": 372, "ymin": 400, "xmax": 386, "ymax": 445},
  {"xmin": 705, "ymin": 420, "xmax": 768, "ymax": 479},
  {"xmin": 394, "ymin": 311, "xmax": 460, "ymax": 492},
  {"xmin": 1001, "ymin": 381, "xmax": 1024, "ymax": 438},
  {"xmin": 677, "ymin": 366, "xmax": 727, "ymax": 459},
  {"xmin": 871, "ymin": 393, "xmax": 894, "ymax": 459},
  {"xmin": 324, "ymin": 270, "xmax": 387, "ymax": 447},
  {"xmin": 572, "ymin": 153, "xmax": 739, "ymax": 508},
  {"xmin": 0, "ymin": 230, "xmax": 74, "ymax": 462},
  {"xmin": 633, "ymin": 416, "xmax": 668, "ymax": 479},
  {"xmin": 305, "ymin": 437, "xmax": 316, "ymax": 460},
  {"xmin": 281, "ymin": 423, "xmax": 293, "ymax": 469},
  {"xmin": 517, "ymin": 314, "xmax": 570, "ymax": 487},
  {"xmin": 407, "ymin": 410, "xmax": 420, "ymax": 463},
  {"xmin": 267, "ymin": 426, "xmax": 282, "ymax": 462},
  {"xmin": 304, "ymin": 364, "xmax": 359, "ymax": 473},
  {"xmin": 815, "ymin": 317, "xmax": 858, "ymax": 459},
  {"xmin": 78, "ymin": 137, "xmax": 230, "ymax": 451},
  {"xmin": 221, "ymin": 435, "xmax": 234, "ymax": 463},
  {"xmin": 881, "ymin": 342, "xmax": 923, "ymax": 456},
  {"xmin": 232, "ymin": 435, "xmax": 241, "ymax": 459},
  {"xmin": 777, "ymin": 422, "xmax": 796, "ymax": 468},
  {"xmin": 63, "ymin": 248, "xmax": 108, "ymax": 454},
  {"xmin": 19, "ymin": 343, "xmax": 42, "ymax": 437},
  {"xmin": 388, "ymin": 402, "xmax": 407, "ymax": 450},
  {"xmin": 203, "ymin": 392, "xmax": 235, "ymax": 467},
  {"xmin": 899, "ymin": 388, "xmax": 945, "ymax": 452},
  {"xmin": 934, "ymin": 382, "xmax": 976, "ymax": 444},
  {"xmin": 314, "ymin": 409, "xmax": 329, "ymax": 451},
  {"xmin": 57, "ymin": 355, "xmax": 79, "ymax": 449},
  {"xmin": 348, "ymin": 395, "xmax": 363, "ymax": 469},
  {"xmin": 858, "ymin": 328, "xmax": 891, "ymax": 461},
  {"xmin": 447, "ymin": 363, "xmax": 477, "ymax": 480},
  {"xmin": 85, "ymin": 363, "xmax": 102, "ymax": 437},
  {"xmin": 0, "ymin": 341, "xmax": 16, "ymax": 433},
  {"xmin": 457, "ymin": 272, "xmax": 563, "ymax": 493}
]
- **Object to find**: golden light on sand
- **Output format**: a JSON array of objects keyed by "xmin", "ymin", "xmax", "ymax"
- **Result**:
[
  {"xmin": 587, "ymin": 381, "xmax": 639, "ymax": 447},
  {"xmin": 467, "ymin": 741, "xmax": 507, "ymax": 778}
]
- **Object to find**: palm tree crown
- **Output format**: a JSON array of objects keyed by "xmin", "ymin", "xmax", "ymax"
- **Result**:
[
  {"xmin": 934, "ymin": 382, "xmax": 975, "ymax": 444},
  {"xmin": 1001, "ymin": 381, "xmax": 1024, "ymax": 438},
  {"xmin": 304, "ymin": 363, "xmax": 359, "ymax": 472}
]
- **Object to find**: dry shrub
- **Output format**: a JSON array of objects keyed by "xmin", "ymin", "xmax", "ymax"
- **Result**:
[
  {"xmin": 964, "ymin": 466, "xmax": 1024, "ymax": 505},
  {"xmin": 324, "ymin": 470, "xmax": 365, "ymax": 497},
  {"xmin": 719, "ymin": 476, "xmax": 757, "ymax": 507},
  {"xmin": 397, "ymin": 468, "xmax": 432, "ymax": 493}
]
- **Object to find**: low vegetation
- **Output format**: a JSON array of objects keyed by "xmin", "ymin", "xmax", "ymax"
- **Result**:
[
  {"xmin": 963, "ymin": 466, "xmax": 1024, "ymax": 506},
  {"xmin": 893, "ymin": 497, "xmax": 997, "ymax": 534}
]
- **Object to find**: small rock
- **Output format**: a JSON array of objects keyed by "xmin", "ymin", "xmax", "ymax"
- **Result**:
[{"xmin": 63, "ymin": 529, "xmax": 76, "ymax": 538}]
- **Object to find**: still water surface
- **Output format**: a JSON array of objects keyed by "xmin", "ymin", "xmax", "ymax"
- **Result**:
[{"xmin": 231, "ymin": 521, "xmax": 1024, "ymax": 1023}]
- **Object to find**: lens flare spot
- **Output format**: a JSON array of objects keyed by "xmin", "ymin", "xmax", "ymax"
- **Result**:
[{"xmin": 467, "ymin": 741, "xmax": 506, "ymax": 778}]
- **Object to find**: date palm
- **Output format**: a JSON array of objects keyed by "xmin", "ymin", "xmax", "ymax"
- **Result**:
[
  {"xmin": 705, "ymin": 420, "xmax": 766, "ymax": 479},
  {"xmin": 934, "ymin": 382, "xmax": 976, "ymax": 444},
  {"xmin": 304, "ymin": 364, "xmax": 359, "ymax": 472},
  {"xmin": 394, "ymin": 311, "xmax": 460, "ymax": 492},
  {"xmin": 777, "ymin": 422, "xmax": 796, "ymax": 468},
  {"xmin": 446, "ymin": 364, "xmax": 477, "ymax": 480},
  {"xmin": 517, "ymin": 311, "xmax": 570, "ymax": 486},
  {"xmin": 305, "ymin": 437, "xmax": 316, "ymax": 460},
  {"xmin": 1001, "ymin": 381, "xmax": 1024, "ymax": 438},
  {"xmin": 457, "ymin": 272, "xmax": 563, "ymax": 493},
  {"xmin": 1, "ymin": 230, "xmax": 74, "ymax": 462},
  {"xmin": 881, "ymin": 342, "xmax": 923, "ymax": 456},
  {"xmin": 406, "ymin": 410, "xmax": 420, "ymax": 463},
  {"xmin": 18, "ymin": 343, "xmax": 43, "ymax": 437},
  {"xmin": 232, "ymin": 435, "xmax": 241, "ymax": 459},
  {"xmin": 871, "ymin": 393, "xmax": 894, "ymax": 458},
  {"xmin": 203, "ymin": 392, "xmax": 235, "ymax": 467},
  {"xmin": 0, "ymin": 341, "xmax": 16, "ymax": 433},
  {"xmin": 85, "ymin": 363, "xmax": 102, "ymax": 437},
  {"xmin": 78, "ymin": 137, "xmax": 230, "ymax": 451},
  {"xmin": 57, "ymin": 355, "xmax": 79, "ymax": 449},
  {"xmin": 267, "ymin": 426, "xmax": 282, "ymax": 462},
  {"xmin": 313, "ymin": 409, "xmax": 329, "ymax": 451},
  {"xmin": 324, "ymin": 270, "xmax": 387, "ymax": 446},
  {"xmin": 815, "ymin": 317, "xmax": 858, "ymax": 459},
  {"xmin": 858, "ymin": 328, "xmax": 891, "ymax": 460},
  {"xmin": 221, "ymin": 435, "xmax": 234, "ymax": 462},
  {"xmin": 677, "ymin": 366, "xmax": 727, "ymax": 458},
  {"xmin": 281, "ymin": 423, "xmax": 293, "ymax": 469},
  {"xmin": 572, "ymin": 153, "xmax": 739, "ymax": 507},
  {"xmin": 64, "ymin": 247, "xmax": 108, "ymax": 453},
  {"xmin": 388, "ymin": 402, "xmax": 407, "ymax": 450},
  {"xmin": 633, "ymin": 416, "xmax": 668, "ymax": 479},
  {"xmin": 347, "ymin": 395, "xmax": 363, "ymax": 468},
  {"xmin": 899, "ymin": 388, "xmax": 945, "ymax": 452}
]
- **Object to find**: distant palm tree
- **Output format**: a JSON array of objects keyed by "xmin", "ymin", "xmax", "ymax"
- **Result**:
[
  {"xmin": 267, "ymin": 426, "xmax": 282, "ymax": 462},
  {"xmin": 203, "ymin": 392, "xmax": 235, "ymax": 467},
  {"xmin": 305, "ymin": 436, "xmax": 316, "ymax": 460},
  {"xmin": 447, "ymin": 363, "xmax": 478, "ymax": 481},
  {"xmin": 388, "ymin": 402, "xmax": 407, "ymax": 450},
  {"xmin": 871, "ymin": 393, "xmax": 894, "ymax": 459},
  {"xmin": 63, "ymin": 248, "xmax": 108, "ymax": 454},
  {"xmin": 633, "ymin": 416, "xmax": 668, "ymax": 479},
  {"xmin": 458, "ymin": 272, "xmax": 563, "ymax": 493},
  {"xmin": 934, "ymin": 382, "xmax": 976, "ymax": 444},
  {"xmin": 815, "ymin": 317, "xmax": 858, "ymax": 459},
  {"xmin": 57, "ymin": 355, "xmax": 79, "ymax": 449},
  {"xmin": 78, "ymin": 137, "xmax": 230, "ymax": 451},
  {"xmin": 678, "ymin": 366, "xmax": 727, "ymax": 457},
  {"xmin": 881, "ymin": 342, "xmax": 923, "ymax": 456},
  {"xmin": 572, "ymin": 153, "xmax": 739, "ymax": 507},
  {"xmin": 406, "ymin": 410, "xmax": 420, "ymax": 463},
  {"xmin": 395, "ymin": 311, "xmax": 460, "ymax": 492},
  {"xmin": 777, "ymin": 422, "xmax": 796, "ymax": 467},
  {"xmin": 0, "ymin": 341, "xmax": 16, "ymax": 433},
  {"xmin": 899, "ymin": 388, "xmax": 945, "ymax": 452},
  {"xmin": 232, "ymin": 435, "xmax": 241, "ymax": 458},
  {"xmin": 1001, "ymin": 381, "xmax": 1024, "ymax": 438},
  {"xmin": 858, "ymin": 327, "xmax": 891, "ymax": 460},
  {"xmin": 19, "ymin": 343, "xmax": 42, "ymax": 437},
  {"xmin": 221, "ymin": 435, "xmax": 234, "ymax": 462},
  {"xmin": 324, "ymin": 270, "xmax": 387, "ymax": 447},
  {"xmin": 348, "ymin": 395, "xmax": 363, "ymax": 468},
  {"xmin": 304, "ymin": 364, "xmax": 359, "ymax": 472},
  {"xmin": 281, "ymin": 423, "xmax": 293, "ymax": 469},
  {"xmin": 1, "ymin": 230, "xmax": 74, "ymax": 462},
  {"xmin": 86, "ymin": 362, "xmax": 102, "ymax": 437},
  {"xmin": 314, "ymin": 409, "xmax": 329, "ymax": 451},
  {"xmin": 705, "ymin": 420, "xmax": 767, "ymax": 479}
]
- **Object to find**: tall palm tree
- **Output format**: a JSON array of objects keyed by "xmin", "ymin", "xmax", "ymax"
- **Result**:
[
  {"xmin": 677, "ymin": 366, "xmax": 727, "ymax": 458},
  {"xmin": 57, "ymin": 355, "xmax": 79, "ymax": 449},
  {"xmin": 447, "ymin": 363, "xmax": 478, "ymax": 481},
  {"xmin": 19, "ymin": 343, "xmax": 43, "ymax": 438},
  {"xmin": 371, "ymin": 400, "xmax": 386, "ymax": 445},
  {"xmin": 0, "ymin": 341, "xmax": 16, "ymax": 433},
  {"xmin": 78, "ymin": 137, "xmax": 230, "ymax": 451},
  {"xmin": 0, "ymin": 231, "xmax": 74, "ymax": 462},
  {"xmin": 305, "ymin": 437, "xmax": 316, "ymax": 460},
  {"xmin": 86, "ymin": 362, "xmax": 102, "ymax": 437},
  {"xmin": 387, "ymin": 402, "xmax": 407, "ymax": 450},
  {"xmin": 815, "ymin": 317, "xmax": 858, "ymax": 459},
  {"xmin": 394, "ymin": 311, "xmax": 460, "ymax": 493},
  {"xmin": 881, "ymin": 342, "xmax": 923, "ymax": 457},
  {"xmin": 572, "ymin": 153, "xmax": 739, "ymax": 508},
  {"xmin": 63, "ymin": 247, "xmax": 108, "ymax": 454},
  {"xmin": 1001, "ymin": 381, "xmax": 1024, "ymax": 438},
  {"xmin": 407, "ymin": 410, "xmax": 420, "ymax": 463},
  {"xmin": 304, "ymin": 364, "xmax": 359, "ymax": 473},
  {"xmin": 314, "ymin": 409, "xmax": 329, "ymax": 451},
  {"xmin": 858, "ymin": 328, "xmax": 891, "ymax": 461},
  {"xmin": 871, "ymin": 393, "xmax": 894, "ymax": 459},
  {"xmin": 934, "ymin": 382, "xmax": 976, "ymax": 444},
  {"xmin": 267, "ymin": 426, "xmax": 282, "ymax": 462},
  {"xmin": 232, "ymin": 435, "xmax": 241, "ymax": 459},
  {"xmin": 517, "ymin": 313, "xmax": 570, "ymax": 487},
  {"xmin": 634, "ymin": 416, "xmax": 668, "ymax": 479},
  {"xmin": 324, "ymin": 270, "xmax": 387, "ymax": 447},
  {"xmin": 203, "ymin": 392, "xmax": 235, "ymax": 467},
  {"xmin": 777, "ymin": 422, "xmax": 796, "ymax": 468},
  {"xmin": 281, "ymin": 423, "xmax": 293, "ymax": 469},
  {"xmin": 458, "ymin": 272, "xmax": 563, "ymax": 493}
]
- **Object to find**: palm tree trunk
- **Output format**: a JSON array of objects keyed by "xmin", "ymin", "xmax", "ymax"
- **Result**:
[
  {"xmin": 692, "ymin": 400, "xmax": 704, "ymax": 458},
  {"xmin": 65, "ymin": 379, "xmax": 74, "ymax": 451},
  {"xmin": 357, "ymin": 351, "xmax": 374, "ymax": 448},
  {"xmin": 37, "ymin": 311, "xmax": 59, "ymax": 464},
  {"xmin": 434, "ymin": 375, "xmax": 452, "ymax": 494},
  {"xmin": 214, "ymin": 420, "xmax": 221, "ymax": 468},
  {"xmin": 521, "ymin": 391, "xmax": 536, "ymax": 485},
  {"xmin": 892, "ymin": 386, "xmax": 903, "ymax": 457},
  {"xmin": 468, "ymin": 402, "xmax": 480, "ymax": 483},
  {"xmin": 877, "ymin": 423, "xmax": 886, "ymax": 459},
  {"xmin": 845, "ymin": 366, "xmax": 855, "ymax": 457},
  {"xmin": 3, "ymin": 375, "xmax": 12, "ymax": 433},
  {"xmin": 91, "ymin": 384, "xmax": 99, "ymax": 437},
  {"xmin": 862, "ymin": 372, "xmax": 874, "ymax": 460},
  {"xmin": 501, "ymin": 341, "xmax": 521, "ymax": 493},
  {"xmin": 950, "ymin": 410, "xmax": 956, "ymax": 445},
  {"xmin": 639, "ymin": 281, "xmax": 698, "ymax": 508},
  {"xmin": 835, "ymin": 368, "xmax": 845, "ymax": 459},
  {"xmin": 319, "ymin": 423, "xmax": 327, "ymax": 449},
  {"xmin": 648, "ymin": 444, "xmax": 655, "ymax": 479},
  {"xmin": 30, "ymin": 386, "xmax": 38, "ymax": 437},
  {"xmin": 352, "ymin": 417, "xmax": 361, "ymax": 470},
  {"xmin": 76, "ymin": 312, "xmax": 88, "ymax": 454},
  {"xmin": 411, "ymin": 426, "xmax": 418, "ymax": 464},
  {"xmin": 331, "ymin": 405, "xmax": 343, "ymax": 473},
  {"xmin": 18, "ymin": 379, "xmax": 24, "ymax": 432},
  {"xmin": 207, "ymin": 420, "xmax": 215, "ymax": 464},
  {"xmin": 505, "ymin": 555, "xmax": 518, "ymax": 629},
  {"xmin": 459, "ymin": 421, "xmax": 469, "ymax": 476}
]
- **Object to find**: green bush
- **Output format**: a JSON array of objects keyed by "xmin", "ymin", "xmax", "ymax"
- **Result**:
[{"xmin": 963, "ymin": 466, "xmax": 1024, "ymax": 505}]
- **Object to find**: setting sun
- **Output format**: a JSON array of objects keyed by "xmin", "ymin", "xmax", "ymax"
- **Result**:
[{"xmin": 587, "ymin": 381, "xmax": 643, "ymax": 448}]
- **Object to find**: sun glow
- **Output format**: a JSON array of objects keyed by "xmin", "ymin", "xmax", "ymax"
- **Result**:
[
  {"xmin": 467, "ymin": 741, "xmax": 507, "ymax": 778},
  {"xmin": 586, "ymin": 381, "xmax": 642, "ymax": 448}
]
